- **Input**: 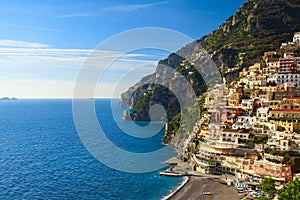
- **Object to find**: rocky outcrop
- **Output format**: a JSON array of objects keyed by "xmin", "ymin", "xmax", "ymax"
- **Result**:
[
  {"xmin": 120, "ymin": 0, "xmax": 300, "ymax": 145},
  {"xmin": 200, "ymin": 0, "xmax": 300, "ymax": 77}
]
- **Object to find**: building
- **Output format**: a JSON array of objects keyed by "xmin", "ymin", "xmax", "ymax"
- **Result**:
[
  {"xmin": 267, "ymin": 131, "xmax": 296, "ymax": 151},
  {"xmin": 221, "ymin": 155, "xmax": 254, "ymax": 175},
  {"xmin": 232, "ymin": 116, "xmax": 256, "ymax": 130},
  {"xmin": 257, "ymin": 107, "xmax": 269, "ymax": 122},
  {"xmin": 219, "ymin": 129, "xmax": 250, "ymax": 144},
  {"xmin": 293, "ymin": 32, "xmax": 300, "ymax": 44},
  {"xmin": 258, "ymin": 86, "xmax": 277, "ymax": 100},
  {"xmin": 253, "ymin": 160, "xmax": 292, "ymax": 182},
  {"xmin": 222, "ymin": 107, "xmax": 243, "ymax": 123},
  {"xmin": 269, "ymin": 109, "xmax": 300, "ymax": 132},
  {"xmin": 277, "ymin": 74, "xmax": 300, "ymax": 87},
  {"xmin": 265, "ymin": 61, "xmax": 279, "ymax": 74},
  {"xmin": 228, "ymin": 92, "xmax": 242, "ymax": 107},
  {"xmin": 194, "ymin": 142, "xmax": 234, "ymax": 174},
  {"xmin": 284, "ymin": 97, "xmax": 300, "ymax": 104},
  {"xmin": 272, "ymin": 120, "xmax": 300, "ymax": 133},
  {"xmin": 193, "ymin": 155, "xmax": 217, "ymax": 174},
  {"xmin": 266, "ymin": 74, "xmax": 278, "ymax": 86},
  {"xmin": 277, "ymin": 97, "xmax": 300, "ymax": 110},
  {"xmin": 270, "ymin": 109, "xmax": 300, "ymax": 119},
  {"xmin": 272, "ymin": 84, "xmax": 297, "ymax": 100},
  {"xmin": 278, "ymin": 57, "xmax": 297, "ymax": 74}
]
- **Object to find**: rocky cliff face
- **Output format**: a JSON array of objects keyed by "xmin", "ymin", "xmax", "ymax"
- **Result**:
[
  {"xmin": 119, "ymin": 53, "xmax": 184, "ymax": 110},
  {"xmin": 120, "ymin": 0, "xmax": 300, "ymax": 146},
  {"xmin": 120, "ymin": 50, "xmax": 208, "ymax": 122},
  {"xmin": 200, "ymin": 0, "xmax": 300, "ymax": 81}
]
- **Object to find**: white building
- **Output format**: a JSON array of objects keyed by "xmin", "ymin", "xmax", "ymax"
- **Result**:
[
  {"xmin": 277, "ymin": 73, "xmax": 300, "ymax": 87},
  {"xmin": 267, "ymin": 74, "xmax": 278, "ymax": 85},
  {"xmin": 232, "ymin": 116, "xmax": 256, "ymax": 130},
  {"xmin": 293, "ymin": 32, "xmax": 300, "ymax": 44},
  {"xmin": 257, "ymin": 107, "xmax": 269, "ymax": 122},
  {"xmin": 219, "ymin": 129, "xmax": 249, "ymax": 144}
]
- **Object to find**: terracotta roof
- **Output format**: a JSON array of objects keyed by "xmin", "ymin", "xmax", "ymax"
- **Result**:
[{"xmin": 270, "ymin": 109, "xmax": 300, "ymax": 112}]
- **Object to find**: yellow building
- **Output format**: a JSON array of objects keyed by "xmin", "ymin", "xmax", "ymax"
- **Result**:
[{"xmin": 228, "ymin": 92, "xmax": 242, "ymax": 107}]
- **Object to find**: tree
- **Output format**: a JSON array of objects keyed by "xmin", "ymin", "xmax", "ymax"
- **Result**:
[
  {"xmin": 262, "ymin": 177, "xmax": 276, "ymax": 198},
  {"xmin": 258, "ymin": 196, "xmax": 269, "ymax": 200},
  {"xmin": 278, "ymin": 179, "xmax": 300, "ymax": 200}
]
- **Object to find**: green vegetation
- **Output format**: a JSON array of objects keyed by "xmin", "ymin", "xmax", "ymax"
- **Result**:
[
  {"xmin": 199, "ymin": 0, "xmax": 300, "ymax": 80},
  {"xmin": 267, "ymin": 81, "xmax": 277, "ymax": 86},
  {"xmin": 283, "ymin": 154, "xmax": 300, "ymax": 173},
  {"xmin": 263, "ymin": 149, "xmax": 300, "ymax": 173},
  {"xmin": 262, "ymin": 177, "xmax": 276, "ymax": 198},
  {"xmin": 258, "ymin": 196, "xmax": 269, "ymax": 200},
  {"xmin": 249, "ymin": 134, "xmax": 269, "ymax": 144},
  {"xmin": 122, "ymin": 0, "xmax": 300, "ymax": 147},
  {"xmin": 278, "ymin": 179, "xmax": 300, "ymax": 200}
]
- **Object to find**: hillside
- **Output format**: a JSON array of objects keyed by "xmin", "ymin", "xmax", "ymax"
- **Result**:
[
  {"xmin": 200, "ymin": 0, "xmax": 300, "ymax": 80},
  {"xmin": 120, "ymin": 0, "xmax": 300, "ymax": 146}
]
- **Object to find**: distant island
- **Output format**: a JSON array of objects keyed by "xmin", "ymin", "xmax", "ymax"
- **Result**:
[{"xmin": 0, "ymin": 97, "xmax": 18, "ymax": 101}]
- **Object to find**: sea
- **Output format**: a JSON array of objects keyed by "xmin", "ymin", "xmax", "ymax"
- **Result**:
[{"xmin": 0, "ymin": 99, "xmax": 182, "ymax": 200}]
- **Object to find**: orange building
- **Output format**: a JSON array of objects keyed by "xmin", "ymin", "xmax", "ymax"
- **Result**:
[{"xmin": 253, "ymin": 161, "xmax": 292, "ymax": 182}]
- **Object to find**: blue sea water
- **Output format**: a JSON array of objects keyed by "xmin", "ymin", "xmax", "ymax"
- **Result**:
[{"xmin": 0, "ymin": 99, "xmax": 182, "ymax": 200}]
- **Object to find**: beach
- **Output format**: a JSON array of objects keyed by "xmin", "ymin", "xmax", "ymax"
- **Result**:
[{"xmin": 166, "ymin": 176, "xmax": 239, "ymax": 200}]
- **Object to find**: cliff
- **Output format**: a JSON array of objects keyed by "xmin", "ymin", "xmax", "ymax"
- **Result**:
[
  {"xmin": 200, "ymin": 0, "xmax": 300, "ymax": 80},
  {"xmin": 120, "ymin": 0, "xmax": 300, "ymax": 147}
]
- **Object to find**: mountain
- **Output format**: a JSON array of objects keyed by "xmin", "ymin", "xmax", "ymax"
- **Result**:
[
  {"xmin": 201, "ymin": 0, "xmax": 300, "ymax": 80},
  {"xmin": 120, "ymin": 0, "xmax": 300, "ymax": 145}
]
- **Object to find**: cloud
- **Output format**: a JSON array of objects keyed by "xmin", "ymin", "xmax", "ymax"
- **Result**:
[
  {"xmin": 0, "ymin": 22, "xmax": 66, "ymax": 33},
  {"xmin": 104, "ymin": 1, "xmax": 169, "ymax": 12},
  {"xmin": 0, "ymin": 40, "xmax": 49, "ymax": 48},
  {"xmin": 58, "ymin": 13, "xmax": 95, "ymax": 18},
  {"xmin": 57, "ymin": 1, "xmax": 169, "ymax": 18},
  {"xmin": 0, "ymin": 47, "xmax": 155, "ymax": 70},
  {"xmin": 0, "ymin": 40, "xmax": 159, "ymax": 98}
]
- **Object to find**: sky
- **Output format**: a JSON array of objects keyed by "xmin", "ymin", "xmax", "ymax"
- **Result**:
[{"xmin": 0, "ymin": 0, "xmax": 246, "ymax": 98}]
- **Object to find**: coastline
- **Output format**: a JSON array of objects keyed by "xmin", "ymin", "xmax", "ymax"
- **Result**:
[
  {"xmin": 162, "ymin": 176, "xmax": 239, "ymax": 200},
  {"xmin": 160, "ymin": 157, "xmax": 239, "ymax": 200},
  {"xmin": 161, "ymin": 176, "xmax": 189, "ymax": 200}
]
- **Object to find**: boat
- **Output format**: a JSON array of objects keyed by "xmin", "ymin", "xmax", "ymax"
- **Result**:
[{"xmin": 200, "ymin": 192, "xmax": 211, "ymax": 195}]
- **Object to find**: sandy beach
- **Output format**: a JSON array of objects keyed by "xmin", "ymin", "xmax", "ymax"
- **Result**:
[{"xmin": 166, "ymin": 176, "xmax": 239, "ymax": 200}]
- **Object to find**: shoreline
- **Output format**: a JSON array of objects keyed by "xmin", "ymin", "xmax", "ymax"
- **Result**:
[
  {"xmin": 160, "ymin": 157, "xmax": 238, "ymax": 200},
  {"xmin": 162, "ymin": 176, "xmax": 239, "ymax": 200},
  {"xmin": 161, "ymin": 176, "xmax": 190, "ymax": 200}
]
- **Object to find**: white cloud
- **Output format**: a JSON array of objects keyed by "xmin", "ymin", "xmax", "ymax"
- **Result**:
[
  {"xmin": 0, "ymin": 22, "xmax": 66, "ymax": 33},
  {"xmin": 0, "ymin": 40, "xmax": 49, "ymax": 48},
  {"xmin": 104, "ymin": 1, "xmax": 169, "ymax": 12},
  {"xmin": 58, "ymin": 1, "xmax": 169, "ymax": 18},
  {"xmin": 58, "ymin": 13, "xmax": 95, "ymax": 18},
  {"xmin": 0, "ymin": 41, "xmax": 158, "ymax": 98}
]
